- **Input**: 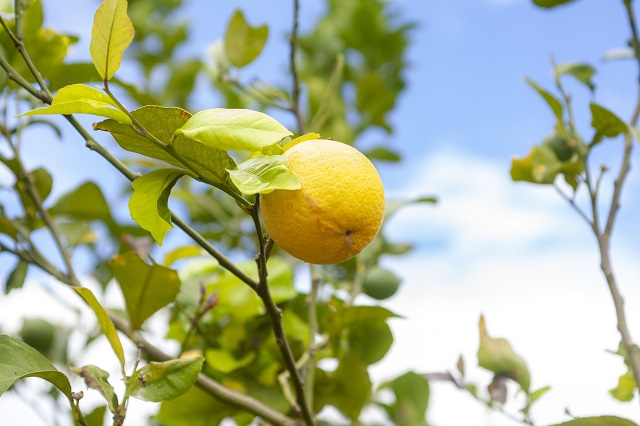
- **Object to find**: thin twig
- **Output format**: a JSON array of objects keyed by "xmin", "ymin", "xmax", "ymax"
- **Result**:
[
  {"xmin": 250, "ymin": 201, "xmax": 315, "ymax": 425},
  {"xmin": 305, "ymin": 265, "xmax": 321, "ymax": 409},
  {"xmin": 289, "ymin": 0, "xmax": 305, "ymax": 134},
  {"xmin": 589, "ymin": 0, "xmax": 640, "ymax": 401},
  {"xmin": 552, "ymin": 183, "xmax": 592, "ymax": 226}
]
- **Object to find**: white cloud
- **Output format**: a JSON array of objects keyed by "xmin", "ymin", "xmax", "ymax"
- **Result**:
[{"xmin": 370, "ymin": 149, "xmax": 640, "ymax": 424}]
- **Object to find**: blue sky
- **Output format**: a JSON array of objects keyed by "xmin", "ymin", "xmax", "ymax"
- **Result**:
[{"xmin": 2, "ymin": 0, "xmax": 640, "ymax": 424}]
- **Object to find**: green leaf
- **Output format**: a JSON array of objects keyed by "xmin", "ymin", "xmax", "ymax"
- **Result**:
[
  {"xmin": 15, "ymin": 167, "xmax": 53, "ymax": 217},
  {"xmin": 0, "ymin": 214, "xmax": 18, "ymax": 240},
  {"xmin": 591, "ymin": 103, "xmax": 628, "ymax": 141},
  {"xmin": 129, "ymin": 168, "xmax": 184, "ymax": 245},
  {"xmin": 362, "ymin": 266, "xmax": 401, "ymax": 300},
  {"xmin": 72, "ymin": 365, "xmax": 118, "ymax": 412},
  {"xmin": 0, "ymin": 334, "xmax": 73, "ymax": 401},
  {"xmin": 51, "ymin": 181, "xmax": 113, "ymax": 223},
  {"xmin": 349, "ymin": 320, "xmax": 393, "ymax": 365},
  {"xmin": 48, "ymin": 62, "xmax": 102, "ymax": 92},
  {"xmin": 385, "ymin": 196, "xmax": 437, "ymax": 220},
  {"xmin": 363, "ymin": 146, "xmax": 401, "ymax": 162},
  {"xmin": 21, "ymin": 0, "xmax": 43, "ymax": 37},
  {"xmin": 383, "ymin": 371, "xmax": 429, "ymax": 426},
  {"xmin": 224, "ymin": 10, "xmax": 268, "ymax": 68},
  {"xmin": 163, "ymin": 245, "xmax": 203, "ymax": 267},
  {"xmin": 73, "ymin": 287, "xmax": 125, "ymax": 368},
  {"xmin": 17, "ymin": 84, "xmax": 131, "ymax": 124},
  {"xmin": 324, "ymin": 305, "xmax": 399, "ymax": 336},
  {"xmin": 5, "ymin": 260, "xmax": 28, "ymax": 294},
  {"xmin": 110, "ymin": 252, "xmax": 181, "ymax": 331},
  {"xmin": 610, "ymin": 369, "xmax": 635, "ymax": 402},
  {"xmin": 557, "ymin": 62, "xmax": 596, "ymax": 91},
  {"xmin": 84, "ymin": 405, "xmax": 107, "ymax": 426},
  {"xmin": 526, "ymin": 78, "xmax": 563, "ymax": 124},
  {"xmin": 175, "ymin": 108, "xmax": 292, "ymax": 152},
  {"xmin": 478, "ymin": 315, "xmax": 530, "ymax": 392},
  {"xmin": 550, "ymin": 416, "xmax": 639, "ymax": 426},
  {"xmin": 95, "ymin": 106, "xmax": 237, "ymax": 187},
  {"xmin": 532, "ymin": 0, "xmax": 577, "ymax": 8},
  {"xmin": 125, "ymin": 356, "xmax": 203, "ymax": 402},
  {"xmin": 205, "ymin": 349, "xmax": 254, "ymax": 373},
  {"xmin": 90, "ymin": 0, "xmax": 135, "ymax": 80},
  {"xmin": 316, "ymin": 353, "xmax": 371, "ymax": 421},
  {"xmin": 155, "ymin": 386, "xmax": 237, "ymax": 426},
  {"xmin": 227, "ymin": 155, "xmax": 300, "ymax": 195}
]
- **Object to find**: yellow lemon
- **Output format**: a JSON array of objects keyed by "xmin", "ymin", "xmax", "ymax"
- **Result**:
[{"xmin": 260, "ymin": 139, "xmax": 385, "ymax": 264}]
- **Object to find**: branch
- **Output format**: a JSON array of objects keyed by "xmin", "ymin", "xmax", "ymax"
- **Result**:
[
  {"xmin": 584, "ymin": 0, "xmax": 640, "ymax": 403},
  {"xmin": 289, "ymin": 0, "xmax": 305, "ymax": 134},
  {"xmin": 305, "ymin": 265, "xmax": 321, "ymax": 409},
  {"xmin": 108, "ymin": 314, "xmax": 299, "ymax": 426},
  {"xmin": 250, "ymin": 201, "xmax": 315, "ymax": 425}
]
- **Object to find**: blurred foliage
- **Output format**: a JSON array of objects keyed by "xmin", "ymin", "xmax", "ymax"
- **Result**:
[{"xmin": 0, "ymin": 0, "xmax": 435, "ymax": 425}]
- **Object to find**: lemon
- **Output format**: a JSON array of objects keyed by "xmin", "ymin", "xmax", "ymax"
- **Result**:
[{"xmin": 260, "ymin": 139, "xmax": 385, "ymax": 264}]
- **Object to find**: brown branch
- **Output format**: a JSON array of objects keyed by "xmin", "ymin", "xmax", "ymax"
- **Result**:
[
  {"xmin": 250, "ymin": 201, "xmax": 315, "ymax": 425},
  {"xmin": 108, "ymin": 314, "xmax": 299, "ymax": 426},
  {"xmin": 289, "ymin": 0, "xmax": 306, "ymax": 134}
]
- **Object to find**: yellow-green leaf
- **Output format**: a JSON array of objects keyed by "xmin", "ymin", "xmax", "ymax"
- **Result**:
[
  {"xmin": 90, "ymin": 0, "xmax": 135, "ymax": 81},
  {"xmin": 129, "ymin": 168, "xmax": 184, "ymax": 245},
  {"xmin": 17, "ymin": 84, "xmax": 131, "ymax": 124},
  {"xmin": 478, "ymin": 315, "xmax": 530, "ymax": 392},
  {"xmin": 175, "ymin": 108, "xmax": 292, "ymax": 152},
  {"xmin": 125, "ymin": 357, "xmax": 203, "ymax": 402},
  {"xmin": 73, "ymin": 287, "xmax": 125, "ymax": 368},
  {"xmin": 111, "ymin": 252, "xmax": 181, "ymax": 331},
  {"xmin": 224, "ymin": 10, "xmax": 268, "ymax": 68},
  {"xmin": 227, "ymin": 155, "xmax": 300, "ymax": 195}
]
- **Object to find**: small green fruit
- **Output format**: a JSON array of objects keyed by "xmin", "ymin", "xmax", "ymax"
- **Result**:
[{"xmin": 362, "ymin": 267, "xmax": 401, "ymax": 300}]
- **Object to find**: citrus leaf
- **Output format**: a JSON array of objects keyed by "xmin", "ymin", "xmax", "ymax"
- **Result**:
[
  {"xmin": 84, "ymin": 405, "xmax": 107, "ymax": 426},
  {"xmin": 17, "ymin": 84, "xmax": 131, "ymax": 124},
  {"xmin": 478, "ymin": 315, "xmax": 530, "ymax": 392},
  {"xmin": 557, "ymin": 62, "xmax": 596, "ymax": 91},
  {"xmin": 0, "ymin": 334, "xmax": 73, "ymax": 400},
  {"xmin": 610, "ymin": 369, "xmax": 635, "ymax": 402},
  {"xmin": 72, "ymin": 365, "xmax": 118, "ymax": 412},
  {"xmin": 283, "ymin": 132, "xmax": 321, "ymax": 152},
  {"xmin": 163, "ymin": 245, "xmax": 203, "ymax": 267},
  {"xmin": 324, "ymin": 305, "xmax": 399, "ymax": 336},
  {"xmin": 349, "ymin": 321, "xmax": 393, "ymax": 364},
  {"xmin": 532, "ymin": 0, "xmax": 577, "ymax": 8},
  {"xmin": 129, "ymin": 168, "xmax": 184, "ymax": 245},
  {"xmin": 551, "ymin": 416, "xmax": 638, "ymax": 426},
  {"xmin": 94, "ymin": 106, "xmax": 236, "ymax": 187},
  {"xmin": 363, "ymin": 146, "xmax": 401, "ymax": 162},
  {"xmin": 224, "ymin": 9, "xmax": 268, "ymax": 68},
  {"xmin": 73, "ymin": 287, "xmax": 125, "ymax": 368},
  {"xmin": 591, "ymin": 103, "xmax": 628, "ymax": 141},
  {"xmin": 205, "ymin": 349, "xmax": 254, "ymax": 373},
  {"xmin": 175, "ymin": 108, "xmax": 292, "ymax": 152},
  {"xmin": 321, "ymin": 354, "xmax": 371, "ymax": 421},
  {"xmin": 110, "ymin": 252, "xmax": 181, "ymax": 331},
  {"xmin": 526, "ymin": 78, "xmax": 563, "ymax": 124},
  {"xmin": 155, "ymin": 386, "xmax": 236, "ymax": 425},
  {"xmin": 51, "ymin": 181, "xmax": 113, "ymax": 223},
  {"xmin": 382, "ymin": 371, "xmax": 429, "ymax": 426},
  {"xmin": 5, "ymin": 260, "xmax": 28, "ymax": 294},
  {"xmin": 228, "ymin": 155, "xmax": 300, "ymax": 195},
  {"xmin": 125, "ymin": 356, "xmax": 203, "ymax": 402},
  {"xmin": 0, "ymin": 215, "xmax": 18, "ymax": 240},
  {"xmin": 90, "ymin": 0, "xmax": 135, "ymax": 81}
]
